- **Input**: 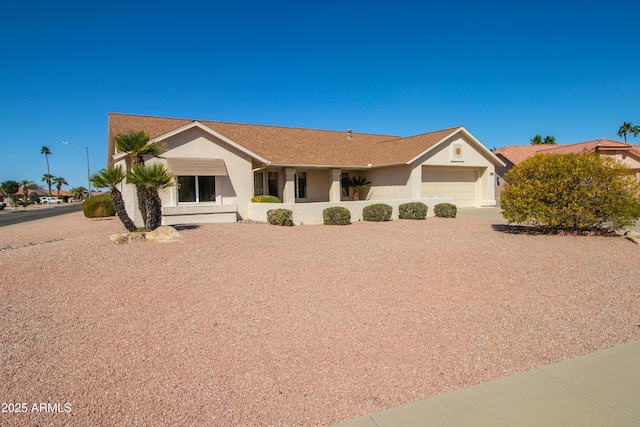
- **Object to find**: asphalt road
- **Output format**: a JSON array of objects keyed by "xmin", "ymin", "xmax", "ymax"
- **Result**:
[{"xmin": 0, "ymin": 203, "xmax": 83, "ymax": 228}]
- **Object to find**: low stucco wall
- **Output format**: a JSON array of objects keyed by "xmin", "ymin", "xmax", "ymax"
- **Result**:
[{"xmin": 248, "ymin": 197, "xmax": 454, "ymax": 225}]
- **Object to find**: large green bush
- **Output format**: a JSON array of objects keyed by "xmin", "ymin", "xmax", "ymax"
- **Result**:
[
  {"xmin": 399, "ymin": 202, "xmax": 428, "ymax": 220},
  {"xmin": 82, "ymin": 193, "xmax": 116, "ymax": 218},
  {"xmin": 251, "ymin": 195, "xmax": 282, "ymax": 203},
  {"xmin": 501, "ymin": 153, "xmax": 640, "ymax": 231},
  {"xmin": 434, "ymin": 203, "xmax": 457, "ymax": 218},
  {"xmin": 267, "ymin": 208, "xmax": 293, "ymax": 226},
  {"xmin": 363, "ymin": 203, "xmax": 392, "ymax": 222},
  {"xmin": 323, "ymin": 206, "xmax": 351, "ymax": 225}
]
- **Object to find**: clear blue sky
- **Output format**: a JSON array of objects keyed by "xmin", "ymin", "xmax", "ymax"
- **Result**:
[{"xmin": 1, "ymin": 0, "xmax": 639, "ymax": 191}]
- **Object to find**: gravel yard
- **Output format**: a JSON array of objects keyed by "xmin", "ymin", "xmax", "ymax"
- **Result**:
[{"xmin": 1, "ymin": 212, "xmax": 639, "ymax": 426}]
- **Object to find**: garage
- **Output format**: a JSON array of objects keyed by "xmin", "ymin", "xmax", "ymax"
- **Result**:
[{"xmin": 422, "ymin": 166, "xmax": 478, "ymax": 208}]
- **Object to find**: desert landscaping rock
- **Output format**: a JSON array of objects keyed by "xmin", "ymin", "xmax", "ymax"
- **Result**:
[
  {"xmin": 144, "ymin": 225, "xmax": 182, "ymax": 242},
  {"xmin": 625, "ymin": 230, "xmax": 640, "ymax": 244},
  {"xmin": 1, "ymin": 212, "xmax": 639, "ymax": 426}
]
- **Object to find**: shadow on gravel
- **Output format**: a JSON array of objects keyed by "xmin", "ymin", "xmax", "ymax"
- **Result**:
[
  {"xmin": 491, "ymin": 224, "xmax": 619, "ymax": 237},
  {"xmin": 173, "ymin": 224, "xmax": 201, "ymax": 231}
]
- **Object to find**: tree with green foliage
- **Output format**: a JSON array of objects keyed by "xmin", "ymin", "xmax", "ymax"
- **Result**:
[
  {"xmin": 501, "ymin": 153, "xmax": 640, "ymax": 232},
  {"xmin": 41, "ymin": 146, "xmax": 53, "ymax": 196},
  {"xmin": 617, "ymin": 121, "xmax": 640, "ymax": 143},
  {"xmin": 114, "ymin": 130, "xmax": 167, "ymax": 222},
  {"xmin": 1, "ymin": 180, "xmax": 20, "ymax": 202},
  {"xmin": 70, "ymin": 186, "xmax": 88, "ymax": 200},
  {"xmin": 530, "ymin": 134, "xmax": 556, "ymax": 145},
  {"xmin": 19, "ymin": 180, "xmax": 38, "ymax": 202},
  {"xmin": 345, "ymin": 175, "xmax": 372, "ymax": 201},
  {"xmin": 90, "ymin": 167, "xmax": 138, "ymax": 231},
  {"xmin": 41, "ymin": 173, "xmax": 54, "ymax": 198},
  {"xmin": 52, "ymin": 176, "xmax": 68, "ymax": 197},
  {"xmin": 126, "ymin": 163, "xmax": 174, "ymax": 231}
]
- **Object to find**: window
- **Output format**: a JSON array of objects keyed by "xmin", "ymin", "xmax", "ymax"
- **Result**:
[
  {"xmin": 341, "ymin": 172, "xmax": 350, "ymax": 198},
  {"xmin": 496, "ymin": 176, "xmax": 501, "ymax": 186},
  {"xmin": 268, "ymin": 171, "xmax": 278, "ymax": 197},
  {"xmin": 178, "ymin": 176, "xmax": 215, "ymax": 203},
  {"xmin": 295, "ymin": 171, "xmax": 307, "ymax": 199},
  {"xmin": 254, "ymin": 171, "xmax": 264, "ymax": 196}
]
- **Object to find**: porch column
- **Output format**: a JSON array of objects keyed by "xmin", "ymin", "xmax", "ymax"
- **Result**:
[
  {"xmin": 282, "ymin": 167, "xmax": 296, "ymax": 203},
  {"xmin": 409, "ymin": 163, "xmax": 423, "ymax": 199},
  {"xmin": 328, "ymin": 169, "xmax": 342, "ymax": 202}
]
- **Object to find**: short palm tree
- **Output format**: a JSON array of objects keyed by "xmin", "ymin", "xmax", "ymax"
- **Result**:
[
  {"xmin": 90, "ymin": 167, "xmax": 138, "ymax": 232},
  {"xmin": 345, "ymin": 175, "xmax": 372, "ymax": 201},
  {"xmin": 19, "ymin": 180, "xmax": 37, "ymax": 202},
  {"xmin": 114, "ymin": 130, "xmax": 167, "ymax": 222},
  {"xmin": 126, "ymin": 164, "xmax": 174, "ymax": 231},
  {"xmin": 70, "ymin": 186, "xmax": 88, "ymax": 201},
  {"xmin": 618, "ymin": 122, "xmax": 640, "ymax": 143},
  {"xmin": 52, "ymin": 176, "xmax": 68, "ymax": 197},
  {"xmin": 41, "ymin": 146, "xmax": 53, "ymax": 196}
]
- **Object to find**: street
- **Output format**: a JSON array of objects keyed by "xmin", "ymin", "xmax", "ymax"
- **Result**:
[{"xmin": 0, "ymin": 203, "xmax": 83, "ymax": 228}]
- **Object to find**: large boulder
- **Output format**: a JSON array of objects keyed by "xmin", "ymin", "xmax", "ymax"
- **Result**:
[
  {"xmin": 144, "ymin": 225, "xmax": 182, "ymax": 243},
  {"xmin": 625, "ymin": 230, "xmax": 640, "ymax": 245}
]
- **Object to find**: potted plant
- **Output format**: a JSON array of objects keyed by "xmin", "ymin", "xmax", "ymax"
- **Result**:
[{"xmin": 345, "ymin": 175, "xmax": 371, "ymax": 201}]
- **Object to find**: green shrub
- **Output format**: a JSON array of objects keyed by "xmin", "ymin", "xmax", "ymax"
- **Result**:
[
  {"xmin": 363, "ymin": 203, "xmax": 393, "ymax": 222},
  {"xmin": 252, "ymin": 195, "xmax": 282, "ymax": 203},
  {"xmin": 61, "ymin": 195, "xmax": 69, "ymax": 203},
  {"xmin": 501, "ymin": 153, "xmax": 640, "ymax": 231},
  {"xmin": 267, "ymin": 208, "xmax": 293, "ymax": 226},
  {"xmin": 323, "ymin": 206, "xmax": 351, "ymax": 225},
  {"xmin": 82, "ymin": 193, "xmax": 116, "ymax": 218},
  {"xmin": 399, "ymin": 202, "xmax": 428, "ymax": 220},
  {"xmin": 434, "ymin": 203, "xmax": 457, "ymax": 218}
]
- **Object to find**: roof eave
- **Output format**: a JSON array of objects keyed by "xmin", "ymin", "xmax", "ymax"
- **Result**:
[{"xmin": 149, "ymin": 121, "xmax": 271, "ymax": 164}]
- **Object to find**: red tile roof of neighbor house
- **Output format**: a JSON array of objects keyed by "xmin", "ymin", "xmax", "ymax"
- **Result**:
[
  {"xmin": 494, "ymin": 138, "xmax": 640, "ymax": 165},
  {"xmin": 108, "ymin": 113, "xmax": 470, "ymax": 168}
]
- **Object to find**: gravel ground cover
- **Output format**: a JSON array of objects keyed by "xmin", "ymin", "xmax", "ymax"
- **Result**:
[{"xmin": 1, "ymin": 212, "xmax": 639, "ymax": 426}]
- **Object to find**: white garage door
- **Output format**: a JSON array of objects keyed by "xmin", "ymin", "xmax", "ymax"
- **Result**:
[{"xmin": 422, "ymin": 167, "xmax": 478, "ymax": 208}]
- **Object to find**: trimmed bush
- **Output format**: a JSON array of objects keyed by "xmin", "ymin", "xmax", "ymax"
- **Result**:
[
  {"xmin": 323, "ymin": 206, "xmax": 351, "ymax": 225},
  {"xmin": 399, "ymin": 202, "xmax": 428, "ymax": 220},
  {"xmin": 267, "ymin": 208, "xmax": 293, "ymax": 226},
  {"xmin": 434, "ymin": 203, "xmax": 457, "ymax": 218},
  {"xmin": 363, "ymin": 203, "xmax": 393, "ymax": 222},
  {"xmin": 501, "ymin": 153, "xmax": 640, "ymax": 231},
  {"xmin": 82, "ymin": 193, "xmax": 116, "ymax": 218},
  {"xmin": 252, "ymin": 195, "xmax": 282, "ymax": 203}
]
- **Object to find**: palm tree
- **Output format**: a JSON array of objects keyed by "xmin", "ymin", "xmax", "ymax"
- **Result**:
[
  {"xmin": 345, "ymin": 175, "xmax": 372, "ymax": 201},
  {"xmin": 19, "ymin": 180, "xmax": 37, "ymax": 202},
  {"xmin": 41, "ymin": 173, "xmax": 54, "ymax": 197},
  {"xmin": 52, "ymin": 176, "xmax": 68, "ymax": 197},
  {"xmin": 530, "ymin": 134, "xmax": 543, "ymax": 145},
  {"xmin": 41, "ymin": 146, "xmax": 53, "ymax": 196},
  {"xmin": 70, "ymin": 186, "xmax": 88, "ymax": 201},
  {"xmin": 617, "ymin": 122, "xmax": 640, "ymax": 143},
  {"xmin": 543, "ymin": 135, "xmax": 556, "ymax": 145},
  {"xmin": 126, "ymin": 164, "xmax": 174, "ymax": 231},
  {"xmin": 90, "ymin": 167, "xmax": 138, "ymax": 232},
  {"xmin": 114, "ymin": 130, "xmax": 167, "ymax": 222}
]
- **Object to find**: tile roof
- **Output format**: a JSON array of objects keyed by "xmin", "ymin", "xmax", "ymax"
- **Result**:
[
  {"xmin": 494, "ymin": 138, "xmax": 640, "ymax": 165},
  {"xmin": 108, "ymin": 113, "xmax": 463, "ymax": 167}
]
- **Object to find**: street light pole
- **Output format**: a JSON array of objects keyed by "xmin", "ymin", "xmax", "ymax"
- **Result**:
[{"xmin": 62, "ymin": 141, "xmax": 91, "ymax": 199}]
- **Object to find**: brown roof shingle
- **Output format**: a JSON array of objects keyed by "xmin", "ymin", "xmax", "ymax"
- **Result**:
[{"xmin": 108, "ymin": 113, "xmax": 462, "ymax": 167}]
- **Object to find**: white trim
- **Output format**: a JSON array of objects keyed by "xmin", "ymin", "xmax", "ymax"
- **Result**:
[
  {"xmin": 149, "ymin": 121, "xmax": 271, "ymax": 164},
  {"xmin": 406, "ymin": 126, "xmax": 506, "ymax": 167}
]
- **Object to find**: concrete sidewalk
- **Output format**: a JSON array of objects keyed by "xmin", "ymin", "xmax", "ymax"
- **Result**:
[{"xmin": 330, "ymin": 340, "xmax": 640, "ymax": 427}]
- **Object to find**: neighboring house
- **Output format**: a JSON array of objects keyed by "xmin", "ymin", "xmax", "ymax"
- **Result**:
[
  {"xmin": 493, "ymin": 139, "xmax": 640, "ymax": 202},
  {"xmin": 107, "ymin": 113, "xmax": 505, "ymax": 225}
]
